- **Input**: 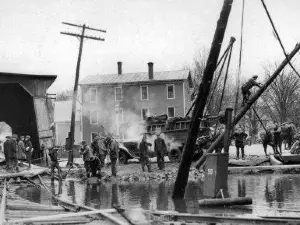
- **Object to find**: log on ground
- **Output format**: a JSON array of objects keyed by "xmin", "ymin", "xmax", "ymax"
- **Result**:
[{"xmin": 198, "ymin": 197, "xmax": 252, "ymax": 206}]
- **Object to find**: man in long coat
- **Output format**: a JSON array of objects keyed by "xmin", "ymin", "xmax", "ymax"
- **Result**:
[
  {"xmin": 105, "ymin": 137, "xmax": 119, "ymax": 177},
  {"xmin": 4, "ymin": 136, "xmax": 11, "ymax": 170},
  {"xmin": 11, "ymin": 134, "xmax": 18, "ymax": 172},
  {"xmin": 24, "ymin": 135, "xmax": 33, "ymax": 169},
  {"xmin": 154, "ymin": 133, "xmax": 167, "ymax": 170},
  {"xmin": 139, "ymin": 135, "xmax": 152, "ymax": 172}
]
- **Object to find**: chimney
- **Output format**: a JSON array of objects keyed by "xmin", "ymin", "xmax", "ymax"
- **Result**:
[
  {"xmin": 117, "ymin": 61, "xmax": 122, "ymax": 75},
  {"xmin": 148, "ymin": 62, "xmax": 154, "ymax": 79}
]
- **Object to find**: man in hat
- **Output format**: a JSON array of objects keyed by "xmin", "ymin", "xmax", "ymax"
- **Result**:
[
  {"xmin": 10, "ymin": 134, "xmax": 18, "ymax": 171},
  {"xmin": 98, "ymin": 136, "xmax": 108, "ymax": 168},
  {"xmin": 91, "ymin": 135, "xmax": 100, "ymax": 156},
  {"xmin": 4, "ymin": 136, "xmax": 11, "ymax": 170},
  {"xmin": 154, "ymin": 132, "xmax": 167, "ymax": 170},
  {"xmin": 18, "ymin": 136, "xmax": 26, "ymax": 165},
  {"xmin": 48, "ymin": 147, "xmax": 62, "ymax": 179},
  {"xmin": 232, "ymin": 127, "xmax": 248, "ymax": 160},
  {"xmin": 104, "ymin": 137, "xmax": 119, "ymax": 177},
  {"xmin": 139, "ymin": 134, "xmax": 152, "ymax": 172},
  {"xmin": 24, "ymin": 135, "xmax": 33, "ymax": 169},
  {"xmin": 79, "ymin": 140, "xmax": 92, "ymax": 177},
  {"xmin": 241, "ymin": 75, "xmax": 262, "ymax": 107}
]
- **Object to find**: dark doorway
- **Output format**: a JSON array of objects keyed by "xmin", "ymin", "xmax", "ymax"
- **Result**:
[{"xmin": 0, "ymin": 83, "xmax": 40, "ymax": 157}]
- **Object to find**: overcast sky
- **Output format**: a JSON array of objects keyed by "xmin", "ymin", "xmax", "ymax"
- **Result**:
[{"xmin": 1, "ymin": 0, "xmax": 300, "ymax": 93}]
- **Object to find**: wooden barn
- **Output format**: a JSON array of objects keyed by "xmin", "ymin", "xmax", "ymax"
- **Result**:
[{"xmin": 0, "ymin": 72, "xmax": 57, "ymax": 158}]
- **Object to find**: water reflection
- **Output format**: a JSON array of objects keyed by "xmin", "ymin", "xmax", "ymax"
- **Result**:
[
  {"xmin": 238, "ymin": 179, "xmax": 246, "ymax": 197},
  {"xmin": 16, "ymin": 174, "xmax": 300, "ymax": 216}
]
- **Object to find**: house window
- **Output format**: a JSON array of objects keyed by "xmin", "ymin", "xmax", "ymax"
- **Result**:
[
  {"xmin": 167, "ymin": 84, "xmax": 175, "ymax": 99},
  {"xmin": 91, "ymin": 132, "xmax": 98, "ymax": 142},
  {"xmin": 168, "ymin": 107, "xmax": 175, "ymax": 118},
  {"xmin": 116, "ymin": 109, "xmax": 124, "ymax": 123},
  {"xmin": 90, "ymin": 110, "xmax": 98, "ymax": 124},
  {"xmin": 90, "ymin": 88, "xmax": 97, "ymax": 103},
  {"xmin": 140, "ymin": 86, "xmax": 148, "ymax": 100},
  {"xmin": 141, "ymin": 108, "xmax": 149, "ymax": 120},
  {"xmin": 115, "ymin": 87, "xmax": 123, "ymax": 101}
]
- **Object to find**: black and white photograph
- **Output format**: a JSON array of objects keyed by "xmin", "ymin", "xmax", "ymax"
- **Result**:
[{"xmin": 1, "ymin": 0, "xmax": 300, "ymax": 224}]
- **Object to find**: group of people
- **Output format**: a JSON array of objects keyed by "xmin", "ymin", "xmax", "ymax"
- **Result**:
[
  {"xmin": 139, "ymin": 132, "xmax": 167, "ymax": 172},
  {"xmin": 79, "ymin": 135, "xmax": 119, "ymax": 178},
  {"xmin": 2, "ymin": 134, "xmax": 33, "ymax": 171}
]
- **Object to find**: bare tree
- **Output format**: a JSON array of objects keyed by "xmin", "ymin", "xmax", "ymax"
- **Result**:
[
  {"xmin": 260, "ymin": 63, "xmax": 300, "ymax": 125},
  {"xmin": 55, "ymin": 89, "xmax": 73, "ymax": 101}
]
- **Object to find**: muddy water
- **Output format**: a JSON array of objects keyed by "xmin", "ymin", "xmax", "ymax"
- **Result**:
[{"xmin": 16, "ymin": 174, "xmax": 300, "ymax": 217}]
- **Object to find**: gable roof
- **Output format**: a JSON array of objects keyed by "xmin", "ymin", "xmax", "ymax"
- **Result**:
[
  {"xmin": 54, "ymin": 100, "xmax": 81, "ymax": 123},
  {"xmin": 80, "ymin": 69, "xmax": 190, "ymax": 85}
]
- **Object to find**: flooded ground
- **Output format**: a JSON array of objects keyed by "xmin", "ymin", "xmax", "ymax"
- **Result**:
[{"xmin": 16, "ymin": 173, "xmax": 300, "ymax": 218}]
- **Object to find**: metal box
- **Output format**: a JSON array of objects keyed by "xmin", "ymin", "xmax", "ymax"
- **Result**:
[{"xmin": 203, "ymin": 153, "xmax": 229, "ymax": 197}]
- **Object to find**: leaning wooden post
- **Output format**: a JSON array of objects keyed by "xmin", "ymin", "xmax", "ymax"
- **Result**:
[
  {"xmin": 195, "ymin": 43, "xmax": 300, "ymax": 169},
  {"xmin": 0, "ymin": 179, "xmax": 7, "ymax": 225},
  {"xmin": 223, "ymin": 108, "xmax": 233, "ymax": 153},
  {"xmin": 172, "ymin": 0, "xmax": 233, "ymax": 199}
]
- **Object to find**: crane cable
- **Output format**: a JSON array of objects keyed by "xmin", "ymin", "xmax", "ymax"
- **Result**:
[
  {"xmin": 234, "ymin": 0, "xmax": 245, "ymax": 119},
  {"xmin": 218, "ymin": 44, "xmax": 234, "ymax": 114},
  {"xmin": 205, "ymin": 44, "xmax": 232, "ymax": 115},
  {"xmin": 261, "ymin": 0, "xmax": 300, "ymax": 79}
]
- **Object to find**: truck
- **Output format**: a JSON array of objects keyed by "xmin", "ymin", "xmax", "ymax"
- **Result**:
[{"xmin": 117, "ymin": 114, "xmax": 221, "ymax": 164}]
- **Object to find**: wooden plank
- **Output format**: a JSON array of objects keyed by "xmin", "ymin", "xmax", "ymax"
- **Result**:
[
  {"xmin": 7, "ymin": 204, "xmax": 64, "ymax": 211},
  {"xmin": 229, "ymin": 164, "xmax": 300, "ymax": 174},
  {"xmin": 0, "ymin": 179, "xmax": 7, "ymax": 225},
  {"xmin": 150, "ymin": 211, "xmax": 299, "ymax": 225},
  {"xmin": 198, "ymin": 197, "xmax": 252, "ymax": 206},
  {"xmin": 8, "ymin": 209, "xmax": 128, "ymax": 224}
]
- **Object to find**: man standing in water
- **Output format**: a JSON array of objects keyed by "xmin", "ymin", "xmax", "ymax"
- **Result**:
[
  {"xmin": 49, "ymin": 147, "xmax": 62, "ymax": 179},
  {"xmin": 154, "ymin": 132, "xmax": 167, "ymax": 170},
  {"xmin": 139, "ymin": 134, "xmax": 152, "ymax": 172}
]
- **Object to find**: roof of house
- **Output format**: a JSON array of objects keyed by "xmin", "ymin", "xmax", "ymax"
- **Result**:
[
  {"xmin": 79, "ymin": 69, "xmax": 191, "ymax": 85},
  {"xmin": 54, "ymin": 100, "xmax": 81, "ymax": 123}
]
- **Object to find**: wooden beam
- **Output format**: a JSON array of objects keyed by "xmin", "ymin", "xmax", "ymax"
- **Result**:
[
  {"xmin": 195, "ymin": 42, "xmax": 300, "ymax": 169},
  {"xmin": 150, "ymin": 210, "xmax": 299, "ymax": 225},
  {"xmin": 7, "ymin": 209, "xmax": 127, "ymax": 224},
  {"xmin": 172, "ymin": 0, "xmax": 234, "ymax": 199},
  {"xmin": 0, "ymin": 179, "xmax": 7, "ymax": 225}
]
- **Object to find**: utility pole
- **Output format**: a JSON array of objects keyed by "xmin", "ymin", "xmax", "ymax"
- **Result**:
[
  {"xmin": 61, "ymin": 22, "xmax": 106, "ymax": 166},
  {"xmin": 172, "ymin": 0, "xmax": 233, "ymax": 199}
]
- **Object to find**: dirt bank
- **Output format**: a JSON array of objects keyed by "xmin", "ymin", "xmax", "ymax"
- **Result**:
[{"xmin": 67, "ymin": 162, "xmax": 205, "ymax": 183}]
